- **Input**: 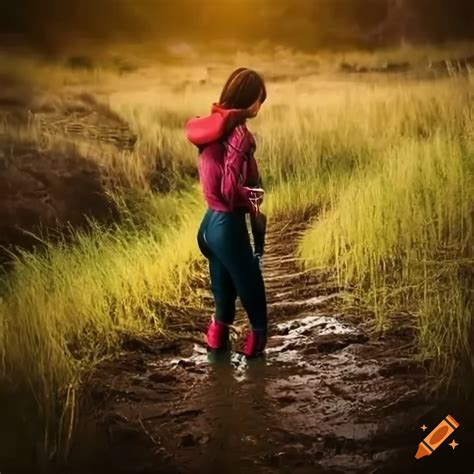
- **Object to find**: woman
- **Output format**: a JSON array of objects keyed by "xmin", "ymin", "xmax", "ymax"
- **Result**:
[{"xmin": 185, "ymin": 67, "xmax": 268, "ymax": 358}]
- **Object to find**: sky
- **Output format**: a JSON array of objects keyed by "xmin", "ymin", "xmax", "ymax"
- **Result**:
[{"xmin": 0, "ymin": 0, "xmax": 473, "ymax": 54}]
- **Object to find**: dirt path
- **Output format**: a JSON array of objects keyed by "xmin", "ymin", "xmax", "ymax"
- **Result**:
[{"xmin": 67, "ymin": 220, "xmax": 472, "ymax": 474}]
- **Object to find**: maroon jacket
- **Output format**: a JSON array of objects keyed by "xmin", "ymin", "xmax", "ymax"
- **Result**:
[{"xmin": 185, "ymin": 103, "xmax": 261, "ymax": 215}]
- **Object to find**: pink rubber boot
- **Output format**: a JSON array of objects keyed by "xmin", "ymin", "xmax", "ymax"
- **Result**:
[
  {"xmin": 242, "ymin": 330, "xmax": 267, "ymax": 358},
  {"xmin": 206, "ymin": 319, "xmax": 230, "ymax": 351}
]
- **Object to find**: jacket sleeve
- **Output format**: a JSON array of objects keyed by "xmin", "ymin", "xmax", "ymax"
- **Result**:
[{"xmin": 220, "ymin": 125, "xmax": 255, "ymax": 210}]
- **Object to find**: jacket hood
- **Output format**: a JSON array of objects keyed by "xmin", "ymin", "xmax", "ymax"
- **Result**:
[{"xmin": 185, "ymin": 103, "xmax": 246, "ymax": 146}]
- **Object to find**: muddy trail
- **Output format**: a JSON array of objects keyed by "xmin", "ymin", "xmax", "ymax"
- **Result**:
[{"xmin": 65, "ymin": 221, "xmax": 473, "ymax": 474}]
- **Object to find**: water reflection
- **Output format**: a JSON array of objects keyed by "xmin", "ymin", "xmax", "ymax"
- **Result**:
[{"xmin": 199, "ymin": 351, "xmax": 271, "ymax": 474}]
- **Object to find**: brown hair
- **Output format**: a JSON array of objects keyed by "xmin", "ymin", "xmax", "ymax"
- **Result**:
[{"xmin": 219, "ymin": 68, "xmax": 267, "ymax": 110}]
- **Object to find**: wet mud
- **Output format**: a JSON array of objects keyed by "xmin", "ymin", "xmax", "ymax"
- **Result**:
[{"xmin": 64, "ymin": 222, "xmax": 473, "ymax": 474}]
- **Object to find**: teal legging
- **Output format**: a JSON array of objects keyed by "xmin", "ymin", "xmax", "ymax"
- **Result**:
[{"xmin": 197, "ymin": 208, "xmax": 267, "ymax": 331}]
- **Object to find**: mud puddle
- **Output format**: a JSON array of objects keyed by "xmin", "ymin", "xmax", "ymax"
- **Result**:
[{"xmin": 165, "ymin": 314, "xmax": 362, "ymax": 373}]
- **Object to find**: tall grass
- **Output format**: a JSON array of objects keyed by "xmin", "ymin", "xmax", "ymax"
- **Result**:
[
  {"xmin": 0, "ymin": 188, "xmax": 204, "ymax": 460},
  {"xmin": 295, "ymin": 77, "xmax": 473, "ymax": 376}
]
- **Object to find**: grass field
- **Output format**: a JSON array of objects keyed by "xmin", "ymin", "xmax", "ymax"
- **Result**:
[{"xmin": 0, "ymin": 45, "xmax": 472, "ymax": 462}]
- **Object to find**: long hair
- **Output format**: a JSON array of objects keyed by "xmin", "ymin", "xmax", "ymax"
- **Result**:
[
  {"xmin": 218, "ymin": 68, "xmax": 266, "ymax": 134},
  {"xmin": 219, "ymin": 68, "xmax": 267, "ymax": 110}
]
